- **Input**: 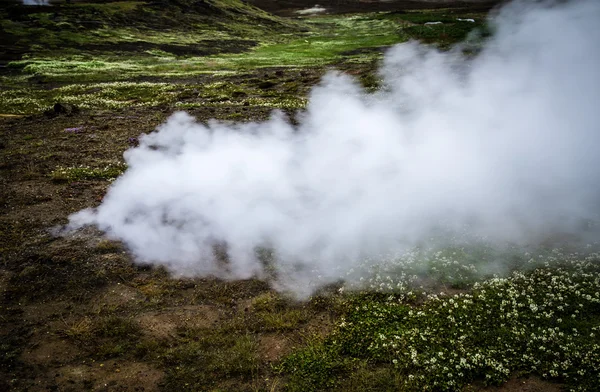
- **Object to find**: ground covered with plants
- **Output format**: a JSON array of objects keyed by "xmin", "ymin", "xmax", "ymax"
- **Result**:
[{"xmin": 1, "ymin": 0, "xmax": 596, "ymax": 391}]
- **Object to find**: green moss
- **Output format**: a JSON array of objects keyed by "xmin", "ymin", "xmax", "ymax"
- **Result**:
[{"xmin": 280, "ymin": 340, "xmax": 351, "ymax": 392}]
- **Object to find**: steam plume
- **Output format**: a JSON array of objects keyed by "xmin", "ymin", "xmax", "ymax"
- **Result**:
[{"xmin": 69, "ymin": 0, "xmax": 600, "ymax": 295}]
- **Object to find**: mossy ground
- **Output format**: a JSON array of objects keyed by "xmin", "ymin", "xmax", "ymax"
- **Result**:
[
  {"xmin": 1, "ymin": 1, "xmax": 592, "ymax": 391},
  {"xmin": 0, "ymin": 2, "xmax": 490, "ymax": 114}
]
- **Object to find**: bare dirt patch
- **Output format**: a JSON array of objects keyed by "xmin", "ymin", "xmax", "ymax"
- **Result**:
[
  {"xmin": 258, "ymin": 334, "xmax": 292, "ymax": 362},
  {"xmin": 21, "ymin": 338, "xmax": 81, "ymax": 366},
  {"xmin": 94, "ymin": 283, "xmax": 144, "ymax": 311},
  {"xmin": 22, "ymin": 301, "xmax": 72, "ymax": 323},
  {"xmin": 52, "ymin": 360, "xmax": 163, "ymax": 392},
  {"xmin": 136, "ymin": 305, "xmax": 222, "ymax": 339}
]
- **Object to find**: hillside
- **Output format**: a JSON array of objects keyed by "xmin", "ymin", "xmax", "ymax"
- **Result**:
[{"xmin": 0, "ymin": 0, "xmax": 299, "ymax": 66}]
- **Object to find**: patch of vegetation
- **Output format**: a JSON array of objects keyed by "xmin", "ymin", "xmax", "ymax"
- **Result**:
[
  {"xmin": 0, "ymin": 7, "xmax": 491, "ymax": 116},
  {"xmin": 193, "ymin": 278, "xmax": 271, "ymax": 305},
  {"xmin": 280, "ymin": 341, "xmax": 351, "ymax": 391},
  {"xmin": 64, "ymin": 315, "xmax": 144, "ymax": 359},
  {"xmin": 94, "ymin": 316, "xmax": 144, "ymax": 358},
  {"xmin": 0, "ymin": 81, "xmax": 186, "ymax": 114},
  {"xmin": 95, "ymin": 239, "xmax": 124, "ymax": 254},
  {"xmin": 0, "ymin": 0, "xmax": 298, "ymax": 57},
  {"xmin": 161, "ymin": 328, "xmax": 259, "ymax": 390},
  {"xmin": 251, "ymin": 292, "xmax": 285, "ymax": 312},
  {"xmin": 281, "ymin": 253, "xmax": 600, "ymax": 391},
  {"xmin": 50, "ymin": 163, "xmax": 127, "ymax": 182},
  {"xmin": 403, "ymin": 22, "xmax": 490, "ymax": 47},
  {"xmin": 136, "ymin": 280, "xmax": 176, "ymax": 304},
  {"xmin": 333, "ymin": 243, "xmax": 561, "ymax": 300},
  {"xmin": 222, "ymin": 293, "xmax": 312, "ymax": 333},
  {"xmin": 257, "ymin": 308, "xmax": 310, "ymax": 332},
  {"xmin": 6, "ymin": 249, "xmax": 111, "ymax": 301},
  {"xmin": 377, "ymin": 10, "xmax": 491, "ymax": 48},
  {"xmin": 64, "ymin": 316, "xmax": 94, "ymax": 342},
  {"xmin": 208, "ymin": 14, "xmax": 406, "ymax": 70},
  {"xmin": 0, "ymin": 75, "xmax": 312, "ymax": 115},
  {"xmin": 2, "ymin": 12, "xmax": 404, "ymax": 84}
]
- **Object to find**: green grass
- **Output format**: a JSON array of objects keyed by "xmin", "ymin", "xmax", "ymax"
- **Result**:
[
  {"xmin": 160, "ymin": 327, "xmax": 259, "ymax": 390},
  {"xmin": 281, "ymin": 341, "xmax": 351, "ymax": 391},
  {"xmin": 0, "ymin": 12, "xmax": 403, "ymax": 115},
  {"xmin": 4, "ymin": 13, "xmax": 404, "ymax": 82},
  {"xmin": 281, "ymin": 253, "xmax": 600, "ymax": 391},
  {"xmin": 223, "ymin": 295, "xmax": 313, "ymax": 333},
  {"xmin": 0, "ymin": 0, "xmax": 298, "ymax": 51},
  {"xmin": 211, "ymin": 14, "xmax": 406, "ymax": 69},
  {"xmin": 63, "ymin": 315, "xmax": 144, "ymax": 359},
  {"xmin": 0, "ymin": 6, "xmax": 489, "ymax": 115}
]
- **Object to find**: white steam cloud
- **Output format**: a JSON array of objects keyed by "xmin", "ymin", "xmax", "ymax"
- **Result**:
[{"xmin": 70, "ymin": 0, "xmax": 600, "ymax": 295}]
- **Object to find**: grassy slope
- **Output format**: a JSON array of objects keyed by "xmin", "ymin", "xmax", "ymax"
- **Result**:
[
  {"xmin": 0, "ymin": 3, "xmax": 489, "ymax": 114},
  {"xmin": 3, "ymin": 2, "xmax": 594, "ymax": 392}
]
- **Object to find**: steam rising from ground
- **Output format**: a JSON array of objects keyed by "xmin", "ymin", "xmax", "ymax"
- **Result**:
[{"xmin": 70, "ymin": 0, "xmax": 600, "ymax": 296}]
